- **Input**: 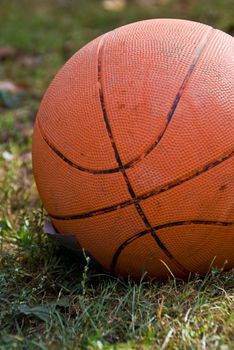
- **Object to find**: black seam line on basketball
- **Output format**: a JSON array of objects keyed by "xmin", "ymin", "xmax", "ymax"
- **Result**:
[
  {"xmin": 98, "ymin": 38, "xmax": 183, "ymax": 265},
  {"xmin": 110, "ymin": 219, "xmax": 234, "ymax": 272},
  {"xmin": 49, "ymin": 147, "xmax": 234, "ymax": 220},
  {"xmin": 36, "ymin": 28, "xmax": 213, "ymax": 176},
  {"xmin": 37, "ymin": 118, "xmax": 119, "ymax": 174}
]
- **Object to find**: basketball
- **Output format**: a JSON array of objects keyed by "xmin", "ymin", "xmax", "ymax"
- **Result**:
[{"xmin": 32, "ymin": 19, "xmax": 234, "ymax": 279}]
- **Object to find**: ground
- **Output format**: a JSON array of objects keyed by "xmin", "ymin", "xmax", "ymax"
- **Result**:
[{"xmin": 0, "ymin": 0, "xmax": 234, "ymax": 349}]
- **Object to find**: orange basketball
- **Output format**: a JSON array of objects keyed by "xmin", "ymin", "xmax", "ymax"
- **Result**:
[{"xmin": 32, "ymin": 19, "xmax": 234, "ymax": 279}]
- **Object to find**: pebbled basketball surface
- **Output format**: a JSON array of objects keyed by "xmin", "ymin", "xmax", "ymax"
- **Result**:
[{"xmin": 32, "ymin": 19, "xmax": 234, "ymax": 279}]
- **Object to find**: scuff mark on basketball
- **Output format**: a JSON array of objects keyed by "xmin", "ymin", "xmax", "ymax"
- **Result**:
[{"xmin": 219, "ymin": 184, "xmax": 227, "ymax": 192}]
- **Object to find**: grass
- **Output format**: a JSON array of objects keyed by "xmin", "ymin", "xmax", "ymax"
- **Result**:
[{"xmin": 0, "ymin": 0, "xmax": 234, "ymax": 349}]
